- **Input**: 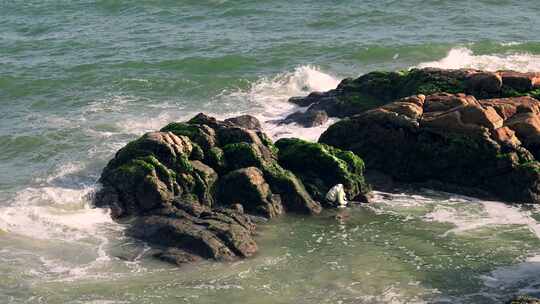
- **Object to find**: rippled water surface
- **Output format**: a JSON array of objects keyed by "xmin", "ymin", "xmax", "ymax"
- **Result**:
[{"xmin": 2, "ymin": 1, "xmax": 540, "ymax": 303}]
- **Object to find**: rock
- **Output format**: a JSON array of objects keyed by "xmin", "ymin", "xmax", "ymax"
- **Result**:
[
  {"xmin": 275, "ymin": 138, "xmax": 370, "ymax": 204},
  {"xmin": 423, "ymin": 93, "xmax": 480, "ymax": 113},
  {"xmin": 225, "ymin": 115, "xmax": 262, "ymax": 130},
  {"xmin": 288, "ymin": 91, "xmax": 325, "ymax": 107},
  {"xmin": 153, "ymin": 248, "xmax": 202, "ymax": 266},
  {"xmin": 288, "ymin": 68, "xmax": 540, "ymax": 122},
  {"xmin": 279, "ymin": 110, "xmax": 329, "ymax": 127},
  {"xmin": 319, "ymin": 93, "xmax": 540, "ymax": 204},
  {"xmin": 261, "ymin": 162, "xmax": 323, "ymax": 214},
  {"xmin": 95, "ymin": 112, "xmax": 350, "ymax": 265},
  {"xmin": 96, "ymin": 131, "xmax": 196, "ymax": 218},
  {"xmin": 217, "ymin": 167, "xmax": 283, "ymax": 218},
  {"xmin": 465, "ymin": 71, "xmax": 502, "ymax": 97},
  {"xmin": 479, "ymin": 96, "xmax": 540, "ymax": 120},
  {"xmin": 500, "ymin": 71, "xmax": 540, "ymax": 92},
  {"xmin": 129, "ymin": 212, "xmax": 257, "ymax": 261},
  {"xmin": 505, "ymin": 112, "xmax": 540, "ymax": 158},
  {"xmin": 491, "ymin": 126, "xmax": 521, "ymax": 148}
]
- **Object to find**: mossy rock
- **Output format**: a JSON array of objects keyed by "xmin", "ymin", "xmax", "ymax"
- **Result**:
[
  {"xmin": 222, "ymin": 142, "xmax": 264, "ymax": 170},
  {"xmin": 300, "ymin": 68, "xmax": 540, "ymax": 120},
  {"xmin": 275, "ymin": 138, "xmax": 370, "ymax": 202},
  {"xmin": 261, "ymin": 162, "xmax": 322, "ymax": 214},
  {"xmin": 97, "ymin": 132, "xmax": 210, "ymax": 217}
]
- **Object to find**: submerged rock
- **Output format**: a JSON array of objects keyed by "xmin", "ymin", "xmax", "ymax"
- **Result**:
[
  {"xmin": 320, "ymin": 93, "xmax": 540, "ymax": 204},
  {"xmin": 94, "ymin": 113, "xmax": 366, "ymax": 265},
  {"xmin": 290, "ymin": 68, "xmax": 540, "ymax": 119}
]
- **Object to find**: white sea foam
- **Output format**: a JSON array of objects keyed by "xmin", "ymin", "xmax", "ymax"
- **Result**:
[
  {"xmin": 418, "ymin": 47, "xmax": 540, "ymax": 72},
  {"xmin": 424, "ymin": 199, "xmax": 540, "ymax": 238},
  {"xmin": 0, "ymin": 185, "xmax": 118, "ymax": 242},
  {"xmin": 216, "ymin": 65, "xmax": 341, "ymax": 140}
]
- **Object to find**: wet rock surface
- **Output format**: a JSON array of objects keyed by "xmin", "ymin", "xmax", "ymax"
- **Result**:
[
  {"xmin": 95, "ymin": 113, "xmax": 366, "ymax": 264},
  {"xmin": 289, "ymin": 68, "xmax": 540, "ymax": 120},
  {"xmin": 278, "ymin": 109, "xmax": 329, "ymax": 127},
  {"xmin": 320, "ymin": 92, "xmax": 540, "ymax": 204}
]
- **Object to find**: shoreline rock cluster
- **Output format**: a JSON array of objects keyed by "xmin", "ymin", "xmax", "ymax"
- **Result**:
[
  {"xmin": 94, "ymin": 113, "xmax": 369, "ymax": 265},
  {"xmin": 283, "ymin": 68, "xmax": 540, "ymax": 127},
  {"xmin": 94, "ymin": 68, "xmax": 540, "ymax": 273}
]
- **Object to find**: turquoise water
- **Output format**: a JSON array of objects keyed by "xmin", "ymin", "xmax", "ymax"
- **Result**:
[{"xmin": 2, "ymin": 1, "xmax": 540, "ymax": 303}]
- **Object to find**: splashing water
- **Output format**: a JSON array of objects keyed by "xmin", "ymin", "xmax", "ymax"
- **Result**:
[{"xmin": 418, "ymin": 47, "xmax": 540, "ymax": 72}]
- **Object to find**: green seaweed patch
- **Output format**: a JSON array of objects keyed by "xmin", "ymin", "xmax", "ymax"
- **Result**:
[
  {"xmin": 275, "ymin": 138, "xmax": 369, "ymax": 200},
  {"xmin": 223, "ymin": 142, "xmax": 263, "ymax": 170},
  {"xmin": 257, "ymin": 131, "xmax": 279, "ymax": 156},
  {"xmin": 207, "ymin": 147, "xmax": 226, "ymax": 171},
  {"xmin": 160, "ymin": 122, "xmax": 200, "ymax": 139},
  {"xmin": 347, "ymin": 71, "xmax": 403, "ymax": 101},
  {"xmin": 398, "ymin": 69, "xmax": 465, "ymax": 96},
  {"xmin": 518, "ymin": 161, "xmax": 540, "ymax": 174},
  {"xmin": 190, "ymin": 142, "xmax": 205, "ymax": 161},
  {"xmin": 334, "ymin": 93, "xmax": 387, "ymax": 116},
  {"xmin": 176, "ymin": 154, "xmax": 194, "ymax": 172},
  {"xmin": 529, "ymin": 88, "xmax": 540, "ymax": 100}
]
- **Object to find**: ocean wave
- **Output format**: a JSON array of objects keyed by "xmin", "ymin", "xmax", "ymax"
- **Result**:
[
  {"xmin": 0, "ymin": 185, "xmax": 119, "ymax": 242},
  {"xmin": 214, "ymin": 65, "xmax": 340, "ymax": 140},
  {"xmin": 417, "ymin": 47, "xmax": 540, "ymax": 72}
]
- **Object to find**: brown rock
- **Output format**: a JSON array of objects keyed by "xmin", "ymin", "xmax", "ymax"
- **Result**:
[
  {"xmin": 491, "ymin": 127, "xmax": 521, "ymax": 147},
  {"xmin": 465, "ymin": 72, "xmax": 503, "ymax": 94},
  {"xmin": 396, "ymin": 94, "xmax": 426, "ymax": 107},
  {"xmin": 225, "ymin": 115, "xmax": 262, "ymax": 130},
  {"xmin": 499, "ymin": 71, "xmax": 540, "ymax": 91},
  {"xmin": 423, "ymin": 93, "xmax": 480, "ymax": 113},
  {"xmin": 505, "ymin": 112, "xmax": 540, "ymax": 144},
  {"xmin": 129, "ymin": 216, "xmax": 237, "ymax": 261},
  {"xmin": 480, "ymin": 96, "xmax": 540, "ymax": 120},
  {"xmin": 381, "ymin": 101, "xmax": 423, "ymax": 120},
  {"xmin": 460, "ymin": 105, "xmax": 504, "ymax": 130}
]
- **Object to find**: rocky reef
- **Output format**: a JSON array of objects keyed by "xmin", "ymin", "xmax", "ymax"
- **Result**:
[
  {"xmin": 309, "ymin": 68, "xmax": 540, "ymax": 204},
  {"xmin": 284, "ymin": 68, "xmax": 540, "ymax": 127},
  {"xmin": 320, "ymin": 92, "xmax": 540, "ymax": 204},
  {"xmin": 94, "ymin": 67, "xmax": 540, "ymax": 266},
  {"xmin": 94, "ymin": 113, "xmax": 369, "ymax": 265}
]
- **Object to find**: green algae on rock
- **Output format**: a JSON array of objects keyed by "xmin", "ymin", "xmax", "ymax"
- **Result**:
[
  {"xmin": 287, "ymin": 68, "xmax": 540, "ymax": 122},
  {"xmin": 95, "ymin": 113, "xmax": 370, "ymax": 265},
  {"xmin": 275, "ymin": 138, "xmax": 370, "ymax": 204}
]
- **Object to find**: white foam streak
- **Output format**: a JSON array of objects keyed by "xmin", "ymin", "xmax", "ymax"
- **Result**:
[
  {"xmin": 418, "ymin": 47, "xmax": 540, "ymax": 72},
  {"xmin": 424, "ymin": 200, "xmax": 540, "ymax": 238},
  {"xmin": 0, "ymin": 186, "xmax": 118, "ymax": 242}
]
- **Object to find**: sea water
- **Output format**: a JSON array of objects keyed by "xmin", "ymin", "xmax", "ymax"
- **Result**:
[{"xmin": 2, "ymin": 1, "xmax": 540, "ymax": 303}]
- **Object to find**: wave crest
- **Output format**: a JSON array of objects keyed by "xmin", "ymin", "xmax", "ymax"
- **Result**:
[{"xmin": 418, "ymin": 47, "xmax": 540, "ymax": 72}]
